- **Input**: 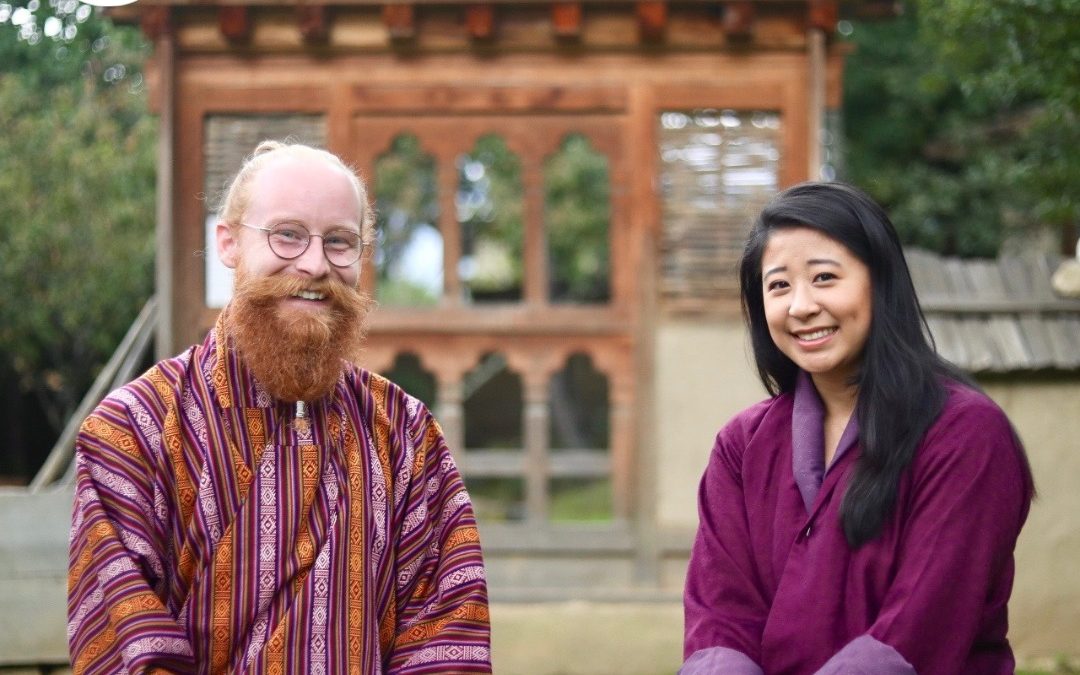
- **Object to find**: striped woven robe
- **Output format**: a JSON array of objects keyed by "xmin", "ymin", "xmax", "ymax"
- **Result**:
[{"xmin": 67, "ymin": 320, "xmax": 490, "ymax": 674}]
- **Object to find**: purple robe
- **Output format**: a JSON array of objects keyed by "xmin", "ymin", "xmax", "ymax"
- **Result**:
[{"xmin": 683, "ymin": 373, "xmax": 1032, "ymax": 675}]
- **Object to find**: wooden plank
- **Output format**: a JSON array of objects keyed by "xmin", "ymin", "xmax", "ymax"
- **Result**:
[
  {"xmin": 1045, "ymin": 316, "xmax": 1080, "ymax": 369},
  {"xmin": 966, "ymin": 259, "xmax": 1008, "ymax": 301},
  {"xmin": 957, "ymin": 316, "xmax": 999, "ymax": 372},
  {"xmin": 987, "ymin": 317, "xmax": 1031, "ymax": 370},
  {"xmin": 917, "ymin": 297, "xmax": 1080, "ymax": 313},
  {"xmin": 350, "ymin": 84, "xmax": 627, "ymax": 113},
  {"xmin": 1017, "ymin": 315, "xmax": 1057, "ymax": 369},
  {"xmin": 997, "ymin": 254, "xmax": 1036, "ymax": 299},
  {"xmin": 926, "ymin": 316, "xmax": 967, "ymax": 368}
]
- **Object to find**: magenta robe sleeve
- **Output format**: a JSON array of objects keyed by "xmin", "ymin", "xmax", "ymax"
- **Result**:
[
  {"xmin": 817, "ymin": 396, "xmax": 1032, "ymax": 675},
  {"xmin": 682, "ymin": 415, "xmax": 770, "ymax": 674}
]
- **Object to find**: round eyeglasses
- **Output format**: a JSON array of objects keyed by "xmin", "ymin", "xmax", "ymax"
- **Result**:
[{"xmin": 240, "ymin": 221, "xmax": 366, "ymax": 267}]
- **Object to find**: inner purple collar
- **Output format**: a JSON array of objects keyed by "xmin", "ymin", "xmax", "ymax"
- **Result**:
[{"xmin": 791, "ymin": 371, "xmax": 859, "ymax": 514}]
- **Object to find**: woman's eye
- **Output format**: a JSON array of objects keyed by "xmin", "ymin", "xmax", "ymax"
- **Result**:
[
  {"xmin": 814, "ymin": 272, "xmax": 837, "ymax": 283},
  {"xmin": 766, "ymin": 280, "xmax": 788, "ymax": 292}
]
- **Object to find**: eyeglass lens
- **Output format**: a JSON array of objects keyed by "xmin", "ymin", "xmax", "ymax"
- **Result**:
[{"xmin": 267, "ymin": 222, "xmax": 363, "ymax": 266}]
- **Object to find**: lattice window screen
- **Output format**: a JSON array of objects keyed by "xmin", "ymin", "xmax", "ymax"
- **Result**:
[
  {"xmin": 202, "ymin": 115, "xmax": 326, "ymax": 308},
  {"xmin": 658, "ymin": 109, "xmax": 781, "ymax": 312}
]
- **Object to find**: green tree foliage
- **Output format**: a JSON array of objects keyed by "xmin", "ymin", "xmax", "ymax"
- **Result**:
[
  {"xmin": 545, "ymin": 134, "xmax": 610, "ymax": 303},
  {"xmin": 0, "ymin": 3, "xmax": 155, "ymax": 448},
  {"xmin": 458, "ymin": 135, "xmax": 524, "ymax": 300},
  {"xmin": 843, "ymin": 1, "xmax": 1079, "ymax": 256},
  {"xmin": 921, "ymin": 0, "xmax": 1080, "ymax": 239}
]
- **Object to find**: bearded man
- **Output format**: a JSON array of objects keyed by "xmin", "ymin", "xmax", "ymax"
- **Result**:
[{"xmin": 67, "ymin": 141, "xmax": 491, "ymax": 674}]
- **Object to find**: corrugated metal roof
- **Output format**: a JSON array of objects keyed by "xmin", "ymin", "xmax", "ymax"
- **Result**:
[{"xmin": 906, "ymin": 248, "xmax": 1080, "ymax": 373}]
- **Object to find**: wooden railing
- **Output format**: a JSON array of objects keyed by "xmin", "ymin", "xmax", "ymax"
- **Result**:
[{"xmin": 28, "ymin": 297, "xmax": 159, "ymax": 493}]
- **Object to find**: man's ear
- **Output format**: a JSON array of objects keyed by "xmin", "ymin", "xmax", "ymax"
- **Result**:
[{"xmin": 216, "ymin": 221, "xmax": 240, "ymax": 269}]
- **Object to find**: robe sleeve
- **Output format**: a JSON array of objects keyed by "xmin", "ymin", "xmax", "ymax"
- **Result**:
[
  {"xmin": 67, "ymin": 400, "xmax": 195, "ymax": 674},
  {"xmin": 385, "ymin": 404, "xmax": 491, "ymax": 674},
  {"xmin": 817, "ymin": 397, "xmax": 1032, "ymax": 675},
  {"xmin": 682, "ymin": 421, "xmax": 770, "ymax": 674}
]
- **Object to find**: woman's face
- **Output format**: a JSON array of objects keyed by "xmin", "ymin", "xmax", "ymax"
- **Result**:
[{"xmin": 760, "ymin": 226, "xmax": 873, "ymax": 390}]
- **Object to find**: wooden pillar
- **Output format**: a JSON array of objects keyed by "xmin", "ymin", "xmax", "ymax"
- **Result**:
[
  {"xmin": 807, "ymin": 27, "xmax": 826, "ymax": 179},
  {"xmin": 522, "ymin": 156, "xmax": 547, "ymax": 307},
  {"xmin": 152, "ymin": 8, "xmax": 175, "ymax": 360},
  {"xmin": 436, "ymin": 378, "xmax": 466, "ymax": 460},
  {"xmin": 609, "ymin": 372, "xmax": 634, "ymax": 521},
  {"xmin": 437, "ymin": 149, "xmax": 462, "ymax": 305},
  {"xmin": 522, "ymin": 373, "xmax": 550, "ymax": 524}
]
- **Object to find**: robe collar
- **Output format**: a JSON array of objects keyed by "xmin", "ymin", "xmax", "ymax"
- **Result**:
[{"xmin": 791, "ymin": 370, "xmax": 859, "ymax": 514}]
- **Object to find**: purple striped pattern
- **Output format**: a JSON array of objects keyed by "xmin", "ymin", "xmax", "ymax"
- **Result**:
[{"xmin": 68, "ymin": 320, "xmax": 490, "ymax": 673}]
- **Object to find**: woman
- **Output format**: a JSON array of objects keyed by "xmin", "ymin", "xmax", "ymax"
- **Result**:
[{"xmin": 682, "ymin": 182, "xmax": 1034, "ymax": 674}]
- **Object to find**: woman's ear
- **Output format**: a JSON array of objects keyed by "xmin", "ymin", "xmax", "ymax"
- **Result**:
[{"xmin": 216, "ymin": 221, "xmax": 240, "ymax": 269}]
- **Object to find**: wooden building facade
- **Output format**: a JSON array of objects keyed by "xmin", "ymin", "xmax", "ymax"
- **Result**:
[{"xmin": 117, "ymin": 0, "xmax": 846, "ymax": 599}]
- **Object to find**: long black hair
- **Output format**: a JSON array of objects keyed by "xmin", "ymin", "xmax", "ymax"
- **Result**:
[{"xmin": 739, "ymin": 182, "xmax": 972, "ymax": 547}]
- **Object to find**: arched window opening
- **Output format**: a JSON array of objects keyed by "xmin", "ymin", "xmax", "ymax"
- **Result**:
[
  {"xmin": 548, "ymin": 353, "xmax": 612, "ymax": 522},
  {"xmin": 380, "ymin": 352, "xmax": 436, "ymax": 410},
  {"xmin": 457, "ymin": 135, "xmax": 524, "ymax": 303},
  {"xmin": 545, "ymin": 134, "xmax": 611, "ymax": 303},
  {"xmin": 375, "ymin": 134, "xmax": 443, "ymax": 306}
]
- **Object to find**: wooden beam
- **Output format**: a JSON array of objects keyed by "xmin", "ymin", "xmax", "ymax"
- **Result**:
[
  {"xmin": 723, "ymin": 1, "xmax": 753, "ymax": 40},
  {"xmin": 218, "ymin": 6, "xmax": 252, "ymax": 44},
  {"xmin": 551, "ymin": 1, "xmax": 582, "ymax": 40},
  {"xmin": 808, "ymin": 0, "xmax": 838, "ymax": 33},
  {"xmin": 635, "ymin": 1, "xmax": 666, "ymax": 43},
  {"xmin": 139, "ymin": 6, "xmax": 171, "ymax": 43},
  {"xmin": 297, "ymin": 4, "xmax": 329, "ymax": 44},
  {"xmin": 465, "ymin": 3, "xmax": 495, "ymax": 40},
  {"xmin": 382, "ymin": 3, "xmax": 415, "ymax": 40}
]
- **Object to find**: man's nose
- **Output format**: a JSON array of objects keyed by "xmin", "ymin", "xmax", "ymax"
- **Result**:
[{"xmin": 293, "ymin": 237, "xmax": 330, "ymax": 277}]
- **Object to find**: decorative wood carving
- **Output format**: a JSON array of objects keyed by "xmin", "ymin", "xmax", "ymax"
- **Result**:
[
  {"xmin": 466, "ymin": 3, "xmax": 495, "ymax": 41},
  {"xmin": 808, "ymin": 0, "xmax": 838, "ymax": 33},
  {"xmin": 218, "ymin": 6, "xmax": 252, "ymax": 44},
  {"xmin": 382, "ymin": 3, "xmax": 415, "ymax": 40},
  {"xmin": 636, "ymin": 1, "xmax": 667, "ymax": 43},
  {"xmin": 551, "ymin": 2, "xmax": 582, "ymax": 40},
  {"xmin": 297, "ymin": 5, "xmax": 329, "ymax": 44},
  {"xmin": 723, "ymin": 1, "xmax": 754, "ymax": 40}
]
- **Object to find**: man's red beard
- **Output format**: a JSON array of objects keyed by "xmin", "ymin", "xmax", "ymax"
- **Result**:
[{"xmin": 225, "ymin": 266, "xmax": 373, "ymax": 402}]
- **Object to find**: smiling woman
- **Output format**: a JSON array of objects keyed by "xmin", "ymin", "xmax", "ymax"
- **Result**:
[{"xmin": 682, "ymin": 182, "xmax": 1036, "ymax": 675}]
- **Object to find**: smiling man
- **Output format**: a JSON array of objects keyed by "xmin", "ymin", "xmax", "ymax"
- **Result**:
[{"xmin": 67, "ymin": 141, "xmax": 491, "ymax": 674}]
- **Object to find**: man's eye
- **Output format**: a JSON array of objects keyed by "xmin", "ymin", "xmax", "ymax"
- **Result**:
[
  {"xmin": 325, "ymin": 233, "xmax": 359, "ymax": 251},
  {"xmin": 274, "ymin": 228, "xmax": 306, "ymax": 241}
]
